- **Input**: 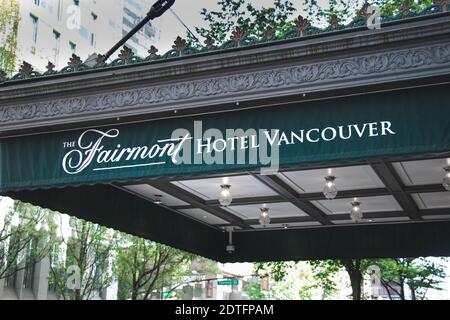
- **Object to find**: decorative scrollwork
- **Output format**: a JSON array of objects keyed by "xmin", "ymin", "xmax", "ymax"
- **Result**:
[
  {"xmin": 231, "ymin": 27, "xmax": 246, "ymax": 46},
  {"xmin": 329, "ymin": 15, "xmax": 340, "ymax": 30},
  {"xmin": 45, "ymin": 61, "xmax": 56, "ymax": 74},
  {"xmin": 148, "ymin": 45, "xmax": 159, "ymax": 57},
  {"xmin": 19, "ymin": 61, "xmax": 34, "ymax": 78},
  {"xmin": 433, "ymin": 0, "xmax": 449, "ymax": 12},
  {"xmin": 294, "ymin": 16, "xmax": 309, "ymax": 37},
  {"xmin": 2, "ymin": 43, "xmax": 449, "ymax": 123},
  {"xmin": 0, "ymin": 69, "xmax": 6, "ymax": 83},
  {"xmin": 265, "ymin": 26, "xmax": 275, "ymax": 41},
  {"xmin": 172, "ymin": 36, "xmax": 188, "ymax": 55},
  {"xmin": 119, "ymin": 46, "xmax": 134, "ymax": 64},
  {"xmin": 68, "ymin": 54, "xmax": 83, "ymax": 70}
]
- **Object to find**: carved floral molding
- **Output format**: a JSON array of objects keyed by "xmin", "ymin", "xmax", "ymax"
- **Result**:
[{"xmin": 1, "ymin": 43, "xmax": 450, "ymax": 124}]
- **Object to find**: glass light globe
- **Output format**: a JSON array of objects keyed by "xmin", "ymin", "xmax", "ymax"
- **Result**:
[
  {"xmin": 259, "ymin": 207, "xmax": 271, "ymax": 226},
  {"xmin": 350, "ymin": 201, "xmax": 363, "ymax": 223},
  {"xmin": 443, "ymin": 168, "xmax": 450, "ymax": 191},
  {"xmin": 219, "ymin": 185, "xmax": 232, "ymax": 207},
  {"xmin": 323, "ymin": 176, "xmax": 338, "ymax": 199}
]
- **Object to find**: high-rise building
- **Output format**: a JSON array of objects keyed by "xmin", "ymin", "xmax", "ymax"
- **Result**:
[
  {"xmin": 121, "ymin": 0, "xmax": 160, "ymax": 56},
  {"xmin": 15, "ymin": 0, "xmax": 158, "ymax": 72}
]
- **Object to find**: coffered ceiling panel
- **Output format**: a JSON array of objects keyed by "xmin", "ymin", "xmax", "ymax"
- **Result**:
[
  {"xmin": 224, "ymin": 202, "xmax": 307, "ymax": 220},
  {"xmin": 279, "ymin": 165, "xmax": 385, "ymax": 193},
  {"xmin": 250, "ymin": 221, "xmax": 322, "ymax": 229},
  {"xmin": 312, "ymin": 196, "xmax": 402, "ymax": 215},
  {"xmin": 172, "ymin": 175, "xmax": 277, "ymax": 200},
  {"xmin": 392, "ymin": 158, "xmax": 450, "ymax": 186},
  {"xmin": 179, "ymin": 208, "xmax": 230, "ymax": 226},
  {"xmin": 124, "ymin": 184, "xmax": 188, "ymax": 206},
  {"xmin": 412, "ymin": 192, "xmax": 450, "ymax": 209},
  {"xmin": 333, "ymin": 216, "xmax": 409, "ymax": 224}
]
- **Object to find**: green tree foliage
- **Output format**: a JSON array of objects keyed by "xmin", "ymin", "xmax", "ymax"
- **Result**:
[
  {"xmin": 244, "ymin": 281, "xmax": 267, "ymax": 300},
  {"xmin": 194, "ymin": 0, "xmax": 296, "ymax": 43},
  {"xmin": 302, "ymin": 0, "xmax": 434, "ymax": 25},
  {"xmin": 0, "ymin": 0, "xmax": 19, "ymax": 74},
  {"xmin": 48, "ymin": 217, "xmax": 117, "ymax": 300},
  {"xmin": 254, "ymin": 261, "xmax": 294, "ymax": 282},
  {"xmin": 307, "ymin": 260, "xmax": 341, "ymax": 299},
  {"xmin": 115, "ymin": 234, "xmax": 192, "ymax": 300},
  {"xmin": 253, "ymin": 262, "xmax": 300, "ymax": 299},
  {"xmin": 258, "ymin": 259, "xmax": 373, "ymax": 300},
  {"xmin": 195, "ymin": 0, "xmax": 435, "ymax": 46},
  {"xmin": 375, "ymin": 258, "xmax": 447, "ymax": 300},
  {"xmin": 309, "ymin": 259, "xmax": 376, "ymax": 300},
  {"xmin": 0, "ymin": 199, "xmax": 55, "ymax": 281},
  {"xmin": 371, "ymin": 0, "xmax": 434, "ymax": 15}
]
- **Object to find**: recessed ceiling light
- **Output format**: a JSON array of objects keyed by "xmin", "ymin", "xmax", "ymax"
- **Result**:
[{"xmin": 153, "ymin": 194, "xmax": 163, "ymax": 205}]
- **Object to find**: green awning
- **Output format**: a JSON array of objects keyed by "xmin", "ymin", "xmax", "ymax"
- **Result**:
[
  {"xmin": 2, "ymin": 84, "xmax": 450, "ymax": 262},
  {"xmin": 1, "ymin": 84, "xmax": 449, "ymax": 193}
]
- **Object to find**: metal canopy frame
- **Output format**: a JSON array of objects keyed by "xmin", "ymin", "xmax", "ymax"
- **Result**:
[
  {"xmin": 7, "ymin": 152, "xmax": 450, "ymax": 262},
  {"xmin": 116, "ymin": 154, "xmax": 450, "ymax": 232}
]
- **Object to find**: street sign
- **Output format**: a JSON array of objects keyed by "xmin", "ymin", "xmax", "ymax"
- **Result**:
[{"xmin": 217, "ymin": 279, "xmax": 239, "ymax": 286}]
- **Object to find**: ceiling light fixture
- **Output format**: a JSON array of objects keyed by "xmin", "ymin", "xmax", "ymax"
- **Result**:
[
  {"xmin": 350, "ymin": 198, "xmax": 362, "ymax": 223},
  {"xmin": 443, "ymin": 166, "xmax": 450, "ymax": 191},
  {"xmin": 225, "ymin": 226, "xmax": 235, "ymax": 254},
  {"xmin": 259, "ymin": 204, "xmax": 271, "ymax": 226},
  {"xmin": 323, "ymin": 175, "xmax": 338, "ymax": 200},
  {"xmin": 153, "ymin": 194, "xmax": 163, "ymax": 205},
  {"xmin": 219, "ymin": 177, "xmax": 232, "ymax": 207}
]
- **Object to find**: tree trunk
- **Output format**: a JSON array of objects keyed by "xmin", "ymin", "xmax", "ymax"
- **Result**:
[
  {"xmin": 400, "ymin": 279, "xmax": 405, "ymax": 300},
  {"xmin": 131, "ymin": 282, "xmax": 138, "ymax": 300},
  {"xmin": 341, "ymin": 259, "xmax": 362, "ymax": 300},
  {"xmin": 349, "ymin": 270, "xmax": 362, "ymax": 300},
  {"xmin": 410, "ymin": 286, "xmax": 416, "ymax": 300}
]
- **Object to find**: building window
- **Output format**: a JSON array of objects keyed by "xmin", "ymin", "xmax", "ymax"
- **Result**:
[
  {"xmin": 34, "ymin": 0, "xmax": 40, "ymax": 5},
  {"xmin": 90, "ymin": 33, "xmax": 95, "ymax": 47},
  {"xmin": 73, "ymin": 0, "xmax": 79, "ymax": 5},
  {"xmin": 30, "ymin": 14, "xmax": 39, "ymax": 54},
  {"xmin": 53, "ymin": 30, "xmax": 61, "ymax": 67},
  {"xmin": 57, "ymin": 0, "xmax": 62, "ymax": 20},
  {"xmin": 5, "ymin": 228, "xmax": 19, "ymax": 288},
  {"xmin": 23, "ymin": 241, "xmax": 37, "ymax": 290},
  {"xmin": 48, "ymin": 243, "xmax": 60, "ymax": 293},
  {"xmin": 69, "ymin": 41, "xmax": 76, "ymax": 54}
]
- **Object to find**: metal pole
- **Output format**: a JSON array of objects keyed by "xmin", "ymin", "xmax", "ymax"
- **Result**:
[{"xmin": 102, "ymin": 0, "xmax": 175, "ymax": 62}]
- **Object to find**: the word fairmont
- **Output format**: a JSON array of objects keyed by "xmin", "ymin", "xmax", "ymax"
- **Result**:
[{"xmin": 62, "ymin": 120, "xmax": 396, "ymax": 174}]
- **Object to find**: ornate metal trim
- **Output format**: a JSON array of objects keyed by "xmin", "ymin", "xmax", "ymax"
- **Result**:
[{"xmin": 0, "ymin": 3, "xmax": 448, "ymax": 84}]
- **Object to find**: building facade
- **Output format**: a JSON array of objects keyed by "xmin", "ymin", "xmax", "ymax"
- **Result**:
[
  {"xmin": 121, "ymin": 0, "xmax": 159, "ymax": 56},
  {"xmin": 0, "ymin": 197, "xmax": 117, "ymax": 300},
  {"xmin": 15, "ymin": 0, "xmax": 157, "ymax": 71}
]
